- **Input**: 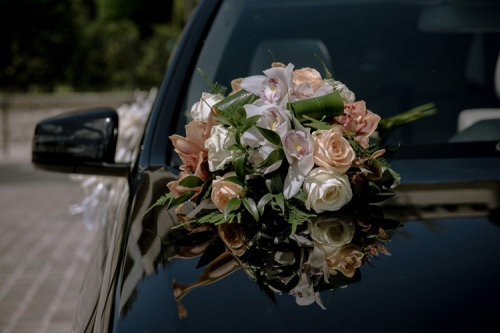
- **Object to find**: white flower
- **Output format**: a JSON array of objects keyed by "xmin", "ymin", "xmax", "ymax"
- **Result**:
[
  {"xmin": 190, "ymin": 92, "xmax": 223, "ymax": 122},
  {"xmin": 282, "ymin": 120, "xmax": 314, "ymax": 199},
  {"xmin": 308, "ymin": 215, "xmax": 355, "ymax": 254},
  {"xmin": 205, "ymin": 125, "xmax": 237, "ymax": 171},
  {"xmin": 241, "ymin": 63, "xmax": 297, "ymax": 106},
  {"xmin": 330, "ymin": 80, "xmax": 355, "ymax": 103},
  {"xmin": 303, "ymin": 167, "xmax": 352, "ymax": 213}
]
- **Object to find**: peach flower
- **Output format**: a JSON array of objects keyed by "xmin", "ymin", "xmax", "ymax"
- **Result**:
[
  {"xmin": 312, "ymin": 126, "xmax": 355, "ymax": 173},
  {"xmin": 170, "ymin": 118, "xmax": 215, "ymax": 175},
  {"xmin": 334, "ymin": 101, "xmax": 381, "ymax": 147},
  {"xmin": 211, "ymin": 172, "xmax": 246, "ymax": 212},
  {"xmin": 293, "ymin": 67, "xmax": 324, "ymax": 92},
  {"xmin": 325, "ymin": 244, "xmax": 364, "ymax": 278}
]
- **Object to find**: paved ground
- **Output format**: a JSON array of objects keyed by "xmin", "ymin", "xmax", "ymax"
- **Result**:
[{"xmin": 0, "ymin": 145, "xmax": 98, "ymax": 333}]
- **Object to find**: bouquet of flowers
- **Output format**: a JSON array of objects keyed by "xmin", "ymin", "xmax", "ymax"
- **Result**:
[{"xmin": 150, "ymin": 61, "xmax": 427, "ymax": 311}]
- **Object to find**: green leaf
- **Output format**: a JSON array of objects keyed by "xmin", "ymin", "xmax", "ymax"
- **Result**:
[
  {"xmin": 257, "ymin": 148, "xmax": 284, "ymax": 169},
  {"xmin": 223, "ymin": 176, "xmax": 245, "ymax": 187},
  {"xmin": 287, "ymin": 91, "xmax": 344, "ymax": 122},
  {"xmin": 233, "ymin": 106, "xmax": 247, "ymax": 124},
  {"xmin": 266, "ymin": 172, "xmax": 284, "ymax": 194},
  {"xmin": 257, "ymin": 193, "xmax": 273, "ymax": 215},
  {"xmin": 234, "ymin": 155, "xmax": 246, "ymax": 179},
  {"xmin": 293, "ymin": 190, "xmax": 307, "ymax": 203},
  {"xmin": 226, "ymin": 143, "xmax": 244, "ymax": 151},
  {"xmin": 274, "ymin": 193, "xmax": 285, "ymax": 213},
  {"xmin": 302, "ymin": 115, "xmax": 333, "ymax": 130},
  {"xmin": 213, "ymin": 115, "xmax": 237, "ymax": 128},
  {"xmin": 213, "ymin": 90, "xmax": 258, "ymax": 117},
  {"xmin": 241, "ymin": 115, "xmax": 261, "ymax": 133},
  {"xmin": 315, "ymin": 54, "xmax": 333, "ymax": 80},
  {"xmin": 167, "ymin": 191, "xmax": 196, "ymax": 210},
  {"xmin": 142, "ymin": 192, "xmax": 173, "ymax": 216},
  {"xmin": 255, "ymin": 126, "xmax": 282, "ymax": 146},
  {"xmin": 224, "ymin": 197, "xmax": 241, "ymax": 219},
  {"xmin": 242, "ymin": 197, "xmax": 259, "ymax": 222},
  {"xmin": 178, "ymin": 176, "xmax": 203, "ymax": 188},
  {"xmin": 197, "ymin": 68, "xmax": 228, "ymax": 96},
  {"xmin": 235, "ymin": 128, "xmax": 242, "ymax": 145}
]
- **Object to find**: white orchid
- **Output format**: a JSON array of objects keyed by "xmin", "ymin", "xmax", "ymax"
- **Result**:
[{"xmin": 282, "ymin": 119, "xmax": 315, "ymax": 199}]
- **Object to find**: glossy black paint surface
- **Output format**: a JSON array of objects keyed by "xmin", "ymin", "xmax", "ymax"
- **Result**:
[
  {"xmin": 111, "ymin": 158, "xmax": 500, "ymax": 333},
  {"xmin": 32, "ymin": 108, "xmax": 130, "ymax": 176},
  {"xmin": 27, "ymin": 0, "xmax": 500, "ymax": 332}
]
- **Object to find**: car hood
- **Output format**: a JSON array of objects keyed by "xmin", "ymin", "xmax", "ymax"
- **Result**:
[{"xmin": 111, "ymin": 157, "xmax": 500, "ymax": 333}]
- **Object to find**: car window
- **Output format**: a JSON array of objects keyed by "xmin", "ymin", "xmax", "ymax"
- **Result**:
[{"xmin": 171, "ymin": 0, "xmax": 500, "ymax": 166}]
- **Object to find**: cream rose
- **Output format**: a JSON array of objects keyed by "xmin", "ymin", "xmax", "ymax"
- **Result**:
[
  {"xmin": 293, "ymin": 67, "xmax": 324, "ymax": 92},
  {"xmin": 308, "ymin": 215, "xmax": 355, "ymax": 254},
  {"xmin": 190, "ymin": 92, "xmax": 223, "ymax": 122},
  {"xmin": 205, "ymin": 125, "xmax": 236, "ymax": 171},
  {"xmin": 303, "ymin": 168, "xmax": 352, "ymax": 213},
  {"xmin": 211, "ymin": 172, "xmax": 245, "ymax": 212},
  {"xmin": 325, "ymin": 244, "xmax": 364, "ymax": 278},
  {"xmin": 312, "ymin": 126, "xmax": 355, "ymax": 173}
]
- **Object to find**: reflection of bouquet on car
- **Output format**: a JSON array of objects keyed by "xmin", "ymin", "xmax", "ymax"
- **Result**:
[{"xmin": 148, "ymin": 61, "xmax": 430, "ymax": 312}]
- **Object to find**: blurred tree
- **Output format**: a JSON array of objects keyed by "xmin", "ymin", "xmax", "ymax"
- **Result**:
[
  {"xmin": 0, "ymin": 0, "xmax": 76, "ymax": 92},
  {"xmin": 97, "ymin": 0, "xmax": 174, "ymax": 37}
]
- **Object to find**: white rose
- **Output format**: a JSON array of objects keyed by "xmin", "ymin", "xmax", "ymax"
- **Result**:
[
  {"xmin": 303, "ymin": 167, "xmax": 352, "ymax": 213},
  {"xmin": 205, "ymin": 125, "xmax": 236, "ymax": 171},
  {"xmin": 190, "ymin": 92, "xmax": 223, "ymax": 122},
  {"xmin": 308, "ymin": 215, "xmax": 355, "ymax": 254},
  {"xmin": 331, "ymin": 80, "xmax": 355, "ymax": 103}
]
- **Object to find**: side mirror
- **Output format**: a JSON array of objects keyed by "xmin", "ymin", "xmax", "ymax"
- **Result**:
[{"xmin": 32, "ymin": 108, "xmax": 130, "ymax": 177}]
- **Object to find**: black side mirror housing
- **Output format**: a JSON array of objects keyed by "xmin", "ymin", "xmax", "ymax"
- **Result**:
[{"xmin": 32, "ymin": 108, "xmax": 130, "ymax": 177}]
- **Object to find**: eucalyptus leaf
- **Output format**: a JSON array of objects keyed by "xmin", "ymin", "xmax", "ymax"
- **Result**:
[
  {"xmin": 255, "ymin": 126, "xmax": 282, "ymax": 146},
  {"xmin": 242, "ymin": 197, "xmax": 260, "ymax": 222},
  {"xmin": 167, "ymin": 191, "xmax": 196, "ymax": 210},
  {"xmin": 178, "ymin": 176, "xmax": 204, "ymax": 188},
  {"xmin": 224, "ymin": 197, "xmax": 241, "ymax": 219}
]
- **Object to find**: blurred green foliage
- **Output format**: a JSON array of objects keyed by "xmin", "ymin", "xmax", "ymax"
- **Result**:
[{"xmin": 0, "ymin": 0, "xmax": 194, "ymax": 92}]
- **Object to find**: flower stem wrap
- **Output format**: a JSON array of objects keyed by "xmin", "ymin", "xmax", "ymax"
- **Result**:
[
  {"xmin": 287, "ymin": 91, "xmax": 344, "ymax": 122},
  {"xmin": 213, "ymin": 90, "xmax": 258, "ymax": 116}
]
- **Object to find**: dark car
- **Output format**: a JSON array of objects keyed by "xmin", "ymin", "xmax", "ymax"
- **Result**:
[{"xmin": 32, "ymin": 0, "xmax": 500, "ymax": 332}]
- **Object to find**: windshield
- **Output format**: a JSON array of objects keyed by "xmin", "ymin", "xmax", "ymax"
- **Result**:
[{"xmin": 172, "ymin": 0, "xmax": 500, "ymax": 166}]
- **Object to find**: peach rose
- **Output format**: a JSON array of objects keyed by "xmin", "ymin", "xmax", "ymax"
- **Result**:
[
  {"xmin": 211, "ymin": 172, "xmax": 245, "ymax": 212},
  {"xmin": 334, "ymin": 101, "xmax": 381, "ymax": 147},
  {"xmin": 293, "ymin": 67, "xmax": 324, "ymax": 92},
  {"xmin": 325, "ymin": 244, "xmax": 364, "ymax": 278},
  {"xmin": 218, "ymin": 223, "xmax": 248, "ymax": 256},
  {"xmin": 312, "ymin": 126, "xmax": 355, "ymax": 173}
]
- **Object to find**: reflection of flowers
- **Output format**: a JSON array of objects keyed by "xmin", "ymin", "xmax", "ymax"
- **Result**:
[
  {"xmin": 218, "ymin": 223, "xmax": 248, "ymax": 256},
  {"xmin": 325, "ymin": 244, "xmax": 364, "ymax": 278},
  {"xmin": 308, "ymin": 215, "xmax": 355, "ymax": 254},
  {"xmin": 146, "ymin": 62, "xmax": 424, "ymax": 315}
]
